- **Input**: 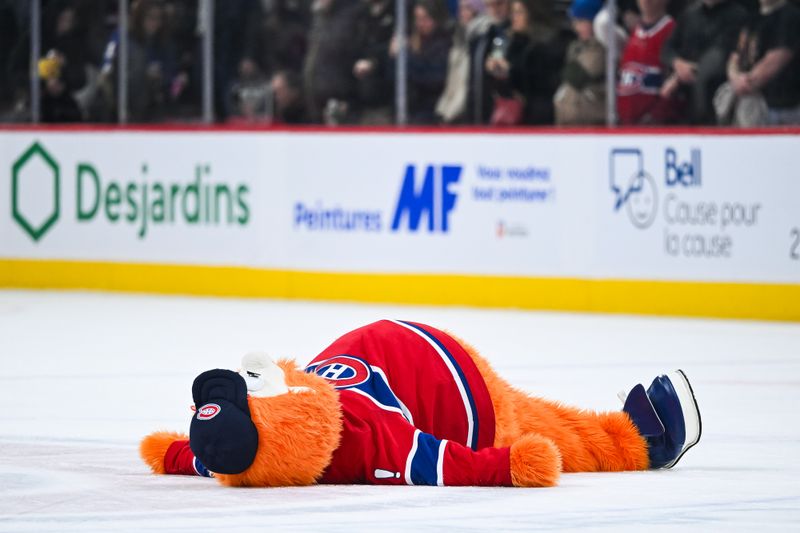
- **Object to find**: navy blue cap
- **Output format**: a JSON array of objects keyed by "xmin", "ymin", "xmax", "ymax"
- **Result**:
[{"xmin": 189, "ymin": 369, "xmax": 259, "ymax": 474}]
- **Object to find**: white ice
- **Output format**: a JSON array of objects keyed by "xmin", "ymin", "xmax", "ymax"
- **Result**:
[{"xmin": 0, "ymin": 290, "xmax": 798, "ymax": 532}]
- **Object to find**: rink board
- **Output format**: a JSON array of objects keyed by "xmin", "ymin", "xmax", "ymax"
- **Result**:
[{"xmin": 1, "ymin": 128, "xmax": 798, "ymax": 320}]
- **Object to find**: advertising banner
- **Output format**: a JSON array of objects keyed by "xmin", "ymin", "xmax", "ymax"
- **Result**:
[
  {"xmin": 1, "ymin": 133, "xmax": 267, "ymax": 266},
  {"xmin": 1, "ymin": 130, "xmax": 798, "ymax": 299},
  {"xmin": 594, "ymin": 136, "xmax": 800, "ymax": 283}
]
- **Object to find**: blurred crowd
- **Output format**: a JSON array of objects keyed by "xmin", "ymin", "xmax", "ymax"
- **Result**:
[{"xmin": 0, "ymin": 0, "xmax": 798, "ymax": 126}]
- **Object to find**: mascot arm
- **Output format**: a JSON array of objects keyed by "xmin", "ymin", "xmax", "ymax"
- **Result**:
[
  {"xmin": 361, "ymin": 411, "xmax": 513, "ymax": 487},
  {"xmin": 140, "ymin": 432, "xmax": 212, "ymax": 477},
  {"xmin": 386, "ymin": 423, "xmax": 558, "ymax": 487},
  {"xmin": 432, "ymin": 436, "xmax": 514, "ymax": 487}
]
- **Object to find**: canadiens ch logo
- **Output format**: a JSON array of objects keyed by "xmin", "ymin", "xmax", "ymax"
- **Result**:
[
  {"xmin": 197, "ymin": 403, "xmax": 221, "ymax": 420},
  {"xmin": 311, "ymin": 355, "xmax": 372, "ymax": 388}
]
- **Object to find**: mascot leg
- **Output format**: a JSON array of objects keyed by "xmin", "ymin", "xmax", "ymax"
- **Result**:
[
  {"xmin": 497, "ymin": 392, "xmax": 649, "ymax": 472},
  {"xmin": 458, "ymin": 339, "xmax": 650, "ymax": 472}
]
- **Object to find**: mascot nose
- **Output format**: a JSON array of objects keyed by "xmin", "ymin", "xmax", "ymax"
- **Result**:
[{"xmin": 189, "ymin": 369, "xmax": 259, "ymax": 474}]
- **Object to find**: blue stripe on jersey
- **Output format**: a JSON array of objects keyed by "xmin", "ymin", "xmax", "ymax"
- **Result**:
[
  {"xmin": 410, "ymin": 432, "xmax": 443, "ymax": 486},
  {"xmin": 399, "ymin": 321, "xmax": 480, "ymax": 450}
]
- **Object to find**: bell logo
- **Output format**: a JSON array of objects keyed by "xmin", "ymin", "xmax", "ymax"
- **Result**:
[
  {"xmin": 391, "ymin": 164, "xmax": 461, "ymax": 233},
  {"xmin": 12, "ymin": 142, "xmax": 60, "ymax": 242}
]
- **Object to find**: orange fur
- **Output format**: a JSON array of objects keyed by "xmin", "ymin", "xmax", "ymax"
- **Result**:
[
  {"xmin": 140, "ymin": 431, "xmax": 188, "ymax": 474},
  {"xmin": 509, "ymin": 434, "xmax": 561, "ymax": 487},
  {"xmin": 214, "ymin": 359, "xmax": 343, "ymax": 487},
  {"xmin": 451, "ymin": 333, "xmax": 650, "ymax": 473}
]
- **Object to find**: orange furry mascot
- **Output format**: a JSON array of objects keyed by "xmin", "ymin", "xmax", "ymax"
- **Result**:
[{"xmin": 141, "ymin": 320, "xmax": 701, "ymax": 487}]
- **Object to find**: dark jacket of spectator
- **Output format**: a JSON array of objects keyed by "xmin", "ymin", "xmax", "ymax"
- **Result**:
[
  {"xmin": 43, "ymin": 5, "xmax": 91, "ymax": 94},
  {"xmin": 733, "ymin": 0, "xmax": 800, "ymax": 114},
  {"xmin": 500, "ymin": 23, "xmax": 567, "ymax": 124},
  {"xmin": 661, "ymin": 0, "xmax": 749, "ymax": 123},
  {"xmin": 41, "ymin": 77, "xmax": 82, "ymax": 122},
  {"xmin": 482, "ymin": 0, "xmax": 567, "ymax": 125},
  {"xmin": 213, "ymin": 0, "xmax": 264, "ymax": 121},
  {"xmin": 406, "ymin": 1, "xmax": 452, "ymax": 124},
  {"xmin": 353, "ymin": 0, "xmax": 395, "ymax": 123},
  {"xmin": 661, "ymin": 0, "xmax": 749, "ymax": 66},
  {"xmin": 244, "ymin": 0, "xmax": 310, "ymax": 77},
  {"xmin": 466, "ymin": 0, "xmax": 515, "ymax": 124},
  {"xmin": 272, "ymin": 70, "xmax": 308, "ymax": 124},
  {"xmin": 303, "ymin": 0, "xmax": 364, "ymax": 123},
  {"xmin": 127, "ymin": 0, "xmax": 179, "ymax": 121},
  {"xmin": 468, "ymin": 18, "xmax": 512, "ymax": 123}
]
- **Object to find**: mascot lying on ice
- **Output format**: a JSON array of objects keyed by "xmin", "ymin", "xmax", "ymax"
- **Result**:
[{"xmin": 141, "ymin": 320, "xmax": 702, "ymax": 487}]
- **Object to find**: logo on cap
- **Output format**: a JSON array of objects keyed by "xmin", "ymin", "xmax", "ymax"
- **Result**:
[{"xmin": 197, "ymin": 403, "xmax": 221, "ymax": 420}]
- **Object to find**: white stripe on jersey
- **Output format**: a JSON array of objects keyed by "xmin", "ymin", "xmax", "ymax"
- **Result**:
[
  {"xmin": 635, "ymin": 14, "xmax": 673, "ymax": 39},
  {"xmin": 436, "ymin": 439, "xmax": 448, "ymax": 486},
  {"xmin": 389, "ymin": 319, "xmax": 475, "ymax": 448},
  {"xmin": 404, "ymin": 429, "xmax": 421, "ymax": 485}
]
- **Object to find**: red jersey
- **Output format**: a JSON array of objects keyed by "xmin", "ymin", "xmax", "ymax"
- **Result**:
[
  {"xmin": 305, "ymin": 320, "xmax": 512, "ymax": 486},
  {"xmin": 617, "ymin": 15, "xmax": 677, "ymax": 124}
]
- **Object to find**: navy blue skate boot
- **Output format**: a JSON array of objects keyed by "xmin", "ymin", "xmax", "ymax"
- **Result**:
[{"xmin": 621, "ymin": 370, "xmax": 702, "ymax": 469}]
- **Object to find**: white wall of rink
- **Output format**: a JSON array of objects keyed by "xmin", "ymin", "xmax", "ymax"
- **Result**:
[{"xmin": 2, "ymin": 129, "xmax": 798, "ymax": 283}]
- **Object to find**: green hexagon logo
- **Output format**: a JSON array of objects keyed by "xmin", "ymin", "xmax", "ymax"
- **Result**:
[{"xmin": 12, "ymin": 142, "xmax": 60, "ymax": 242}]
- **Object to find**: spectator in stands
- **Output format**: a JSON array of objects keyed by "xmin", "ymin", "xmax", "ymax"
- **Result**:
[
  {"xmin": 353, "ymin": 0, "xmax": 395, "ymax": 125},
  {"xmin": 436, "ymin": 0, "xmax": 492, "ymax": 124},
  {"xmin": 39, "ymin": 49, "xmax": 82, "ymax": 122},
  {"xmin": 304, "ymin": 0, "xmax": 363, "ymax": 124},
  {"xmin": 723, "ymin": 0, "xmax": 800, "ymax": 125},
  {"xmin": 593, "ymin": 0, "xmax": 634, "ymax": 52},
  {"xmin": 617, "ymin": 0, "xmax": 683, "ymax": 124},
  {"xmin": 229, "ymin": 56, "xmax": 272, "ymax": 123},
  {"xmin": 126, "ymin": 0, "xmax": 179, "ymax": 122},
  {"xmin": 484, "ymin": 0, "xmax": 567, "ymax": 125},
  {"xmin": 242, "ymin": 0, "xmax": 310, "ymax": 82},
  {"xmin": 40, "ymin": 2, "xmax": 103, "ymax": 122},
  {"xmin": 162, "ymin": 1, "xmax": 201, "ymax": 120},
  {"xmin": 212, "ymin": 0, "xmax": 264, "ymax": 122},
  {"xmin": 272, "ymin": 69, "xmax": 308, "ymax": 124},
  {"xmin": 660, "ymin": 0, "xmax": 748, "ymax": 124},
  {"xmin": 554, "ymin": 0, "xmax": 607, "ymax": 125},
  {"xmin": 392, "ymin": 0, "xmax": 451, "ymax": 124},
  {"xmin": 467, "ymin": 0, "xmax": 512, "ymax": 123},
  {"xmin": 269, "ymin": 0, "xmax": 312, "ymax": 76},
  {"xmin": 229, "ymin": 0, "xmax": 310, "ymax": 124}
]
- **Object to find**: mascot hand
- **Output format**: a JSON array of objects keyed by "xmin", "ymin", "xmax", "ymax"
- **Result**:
[{"xmin": 509, "ymin": 434, "xmax": 561, "ymax": 487}]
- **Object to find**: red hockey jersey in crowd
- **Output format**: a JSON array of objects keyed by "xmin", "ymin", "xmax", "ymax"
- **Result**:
[
  {"xmin": 305, "ymin": 320, "xmax": 512, "ymax": 486},
  {"xmin": 617, "ymin": 15, "xmax": 677, "ymax": 124}
]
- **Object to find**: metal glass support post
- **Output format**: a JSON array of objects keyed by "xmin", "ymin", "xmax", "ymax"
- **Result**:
[
  {"xmin": 201, "ymin": 0, "xmax": 215, "ymax": 124},
  {"xmin": 605, "ymin": 0, "xmax": 618, "ymax": 127},
  {"xmin": 118, "ymin": 0, "xmax": 129, "ymax": 124},
  {"xmin": 395, "ymin": 0, "xmax": 408, "ymax": 126}
]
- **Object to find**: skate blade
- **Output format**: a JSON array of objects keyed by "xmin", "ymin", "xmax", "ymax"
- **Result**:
[{"xmin": 664, "ymin": 369, "xmax": 702, "ymax": 469}]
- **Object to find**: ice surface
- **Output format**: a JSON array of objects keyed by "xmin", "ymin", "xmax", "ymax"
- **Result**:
[{"xmin": 0, "ymin": 290, "xmax": 798, "ymax": 531}]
